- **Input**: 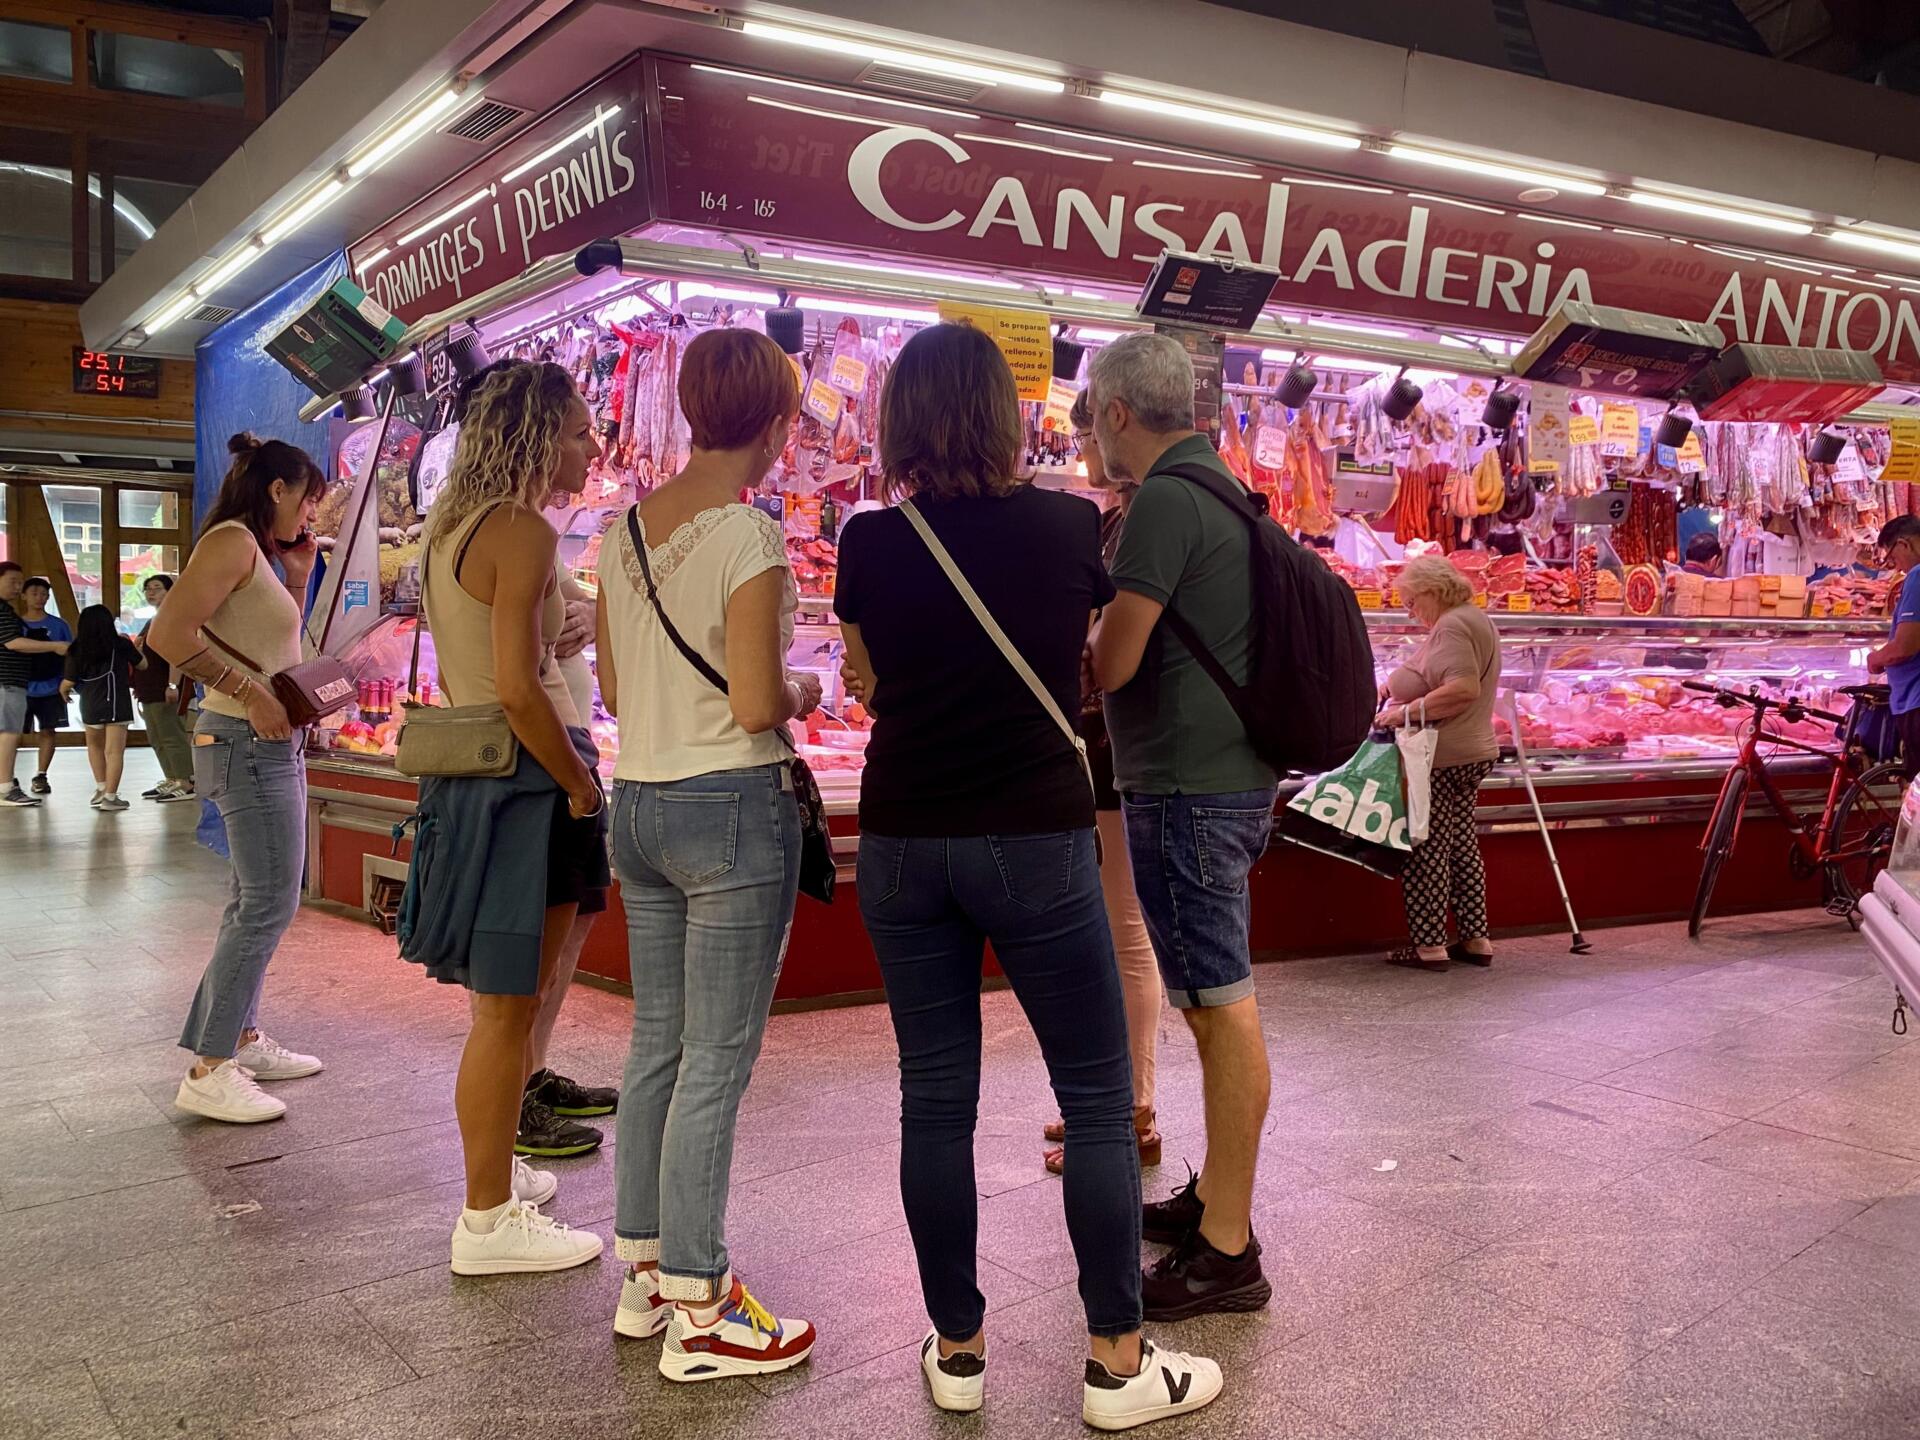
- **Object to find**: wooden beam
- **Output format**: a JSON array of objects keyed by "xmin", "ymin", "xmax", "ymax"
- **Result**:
[{"xmin": 69, "ymin": 133, "xmax": 86, "ymax": 285}]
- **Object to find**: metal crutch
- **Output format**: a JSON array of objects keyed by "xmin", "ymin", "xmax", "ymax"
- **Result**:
[{"xmin": 1506, "ymin": 692, "xmax": 1592, "ymax": 954}]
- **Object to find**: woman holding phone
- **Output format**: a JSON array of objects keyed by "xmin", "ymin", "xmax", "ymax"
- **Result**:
[{"xmin": 151, "ymin": 434, "xmax": 328, "ymax": 1125}]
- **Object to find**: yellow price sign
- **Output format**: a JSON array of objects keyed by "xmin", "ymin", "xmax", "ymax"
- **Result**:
[
  {"xmin": 937, "ymin": 301, "xmax": 1053, "ymax": 401},
  {"xmin": 1885, "ymin": 417, "xmax": 1920, "ymax": 485},
  {"xmin": 1676, "ymin": 430, "xmax": 1706, "ymax": 473},
  {"xmin": 1600, "ymin": 403, "xmax": 1640, "ymax": 451},
  {"xmin": 1567, "ymin": 414, "xmax": 1600, "ymax": 446},
  {"xmin": 802, "ymin": 377, "xmax": 843, "ymax": 426}
]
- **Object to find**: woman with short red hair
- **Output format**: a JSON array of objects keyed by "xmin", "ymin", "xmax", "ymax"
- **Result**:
[{"xmin": 596, "ymin": 326, "xmax": 822, "ymax": 1380}]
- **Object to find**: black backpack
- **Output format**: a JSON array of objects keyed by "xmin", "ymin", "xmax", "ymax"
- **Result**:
[{"xmin": 1156, "ymin": 461, "xmax": 1374, "ymax": 775}]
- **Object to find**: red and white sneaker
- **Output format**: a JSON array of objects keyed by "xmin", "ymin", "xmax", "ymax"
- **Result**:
[
  {"xmin": 613, "ymin": 1267, "xmax": 672, "ymax": 1339},
  {"xmin": 658, "ymin": 1280, "xmax": 815, "ymax": 1382}
]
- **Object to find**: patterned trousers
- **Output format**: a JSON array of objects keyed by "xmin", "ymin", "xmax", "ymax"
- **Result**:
[{"xmin": 1401, "ymin": 759, "xmax": 1494, "ymax": 949}]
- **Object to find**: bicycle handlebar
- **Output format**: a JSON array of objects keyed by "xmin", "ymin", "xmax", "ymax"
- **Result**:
[{"xmin": 1678, "ymin": 680, "xmax": 1845, "ymax": 726}]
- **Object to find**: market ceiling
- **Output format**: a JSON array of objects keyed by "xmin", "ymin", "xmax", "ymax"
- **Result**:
[{"xmin": 78, "ymin": 0, "xmax": 1920, "ymax": 358}]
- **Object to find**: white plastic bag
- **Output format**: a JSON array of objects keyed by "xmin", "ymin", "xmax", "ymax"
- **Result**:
[{"xmin": 1395, "ymin": 698, "xmax": 1438, "ymax": 845}]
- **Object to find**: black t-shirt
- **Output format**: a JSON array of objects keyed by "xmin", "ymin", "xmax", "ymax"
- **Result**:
[
  {"xmin": 0, "ymin": 601, "xmax": 27, "ymax": 689},
  {"xmin": 835, "ymin": 485, "xmax": 1116, "ymax": 837}
]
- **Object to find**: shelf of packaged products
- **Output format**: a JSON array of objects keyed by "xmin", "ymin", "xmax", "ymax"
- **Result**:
[{"xmin": 1361, "ymin": 612, "xmax": 1886, "ymax": 640}]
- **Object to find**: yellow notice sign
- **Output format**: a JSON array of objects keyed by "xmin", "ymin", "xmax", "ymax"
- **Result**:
[
  {"xmin": 802, "ymin": 377, "xmax": 843, "ymax": 426},
  {"xmin": 1885, "ymin": 417, "xmax": 1920, "ymax": 485},
  {"xmin": 937, "ymin": 301, "xmax": 1052, "ymax": 401},
  {"xmin": 1600, "ymin": 404, "xmax": 1640, "ymax": 452},
  {"xmin": 1567, "ymin": 414, "xmax": 1600, "ymax": 447},
  {"xmin": 1676, "ymin": 430, "xmax": 1706, "ymax": 474}
]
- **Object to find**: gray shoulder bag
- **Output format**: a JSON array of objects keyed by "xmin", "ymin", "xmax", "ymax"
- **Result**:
[{"xmin": 394, "ymin": 506, "xmax": 520, "ymax": 778}]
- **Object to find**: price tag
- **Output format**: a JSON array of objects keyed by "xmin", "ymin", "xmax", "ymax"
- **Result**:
[
  {"xmin": 1600, "ymin": 403, "xmax": 1639, "ymax": 457},
  {"xmin": 1884, "ymin": 418, "xmax": 1920, "ymax": 484},
  {"xmin": 1567, "ymin": 413, "xmax": 1600, "ymax": 446},
  {"xmin": 1677, "ymin": 431, "xmax": 1706, "ymax": 474},
  {"xmin": 828, "ymin": 352, "xmax": 868, "ymax": 395},
  {"xmin": 1655, "ymin": 444, "xmax": 1677, "ymax": 470},
  {"xmin": 1529, "ymin": 458, "xmax": 1560, "ymax": 476},
  {"xmin": 1834, "ymin": 442, "xmax": 1867, "ymax": 484},
  {"xmin": 1253, "ymin": 425, "xmax": 1288, "ymax": 470},
  {"xmin": 803, "ymin": 377, "xmax": 843, "ymax": 426},
  {"xmin": 936, "ymin": 301, "xmax": 1052, "ymax": 401}
]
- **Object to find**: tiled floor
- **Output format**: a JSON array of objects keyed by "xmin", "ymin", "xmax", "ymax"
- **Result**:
[{"xmin": 6, "ymin": 749, "xmax": 1920, "ymax": 1439}]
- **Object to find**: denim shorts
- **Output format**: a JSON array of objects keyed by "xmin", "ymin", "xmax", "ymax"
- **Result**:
[{"xmin": 1121, "ymin": 787, "xmax": 1277, "ymax": 1009}]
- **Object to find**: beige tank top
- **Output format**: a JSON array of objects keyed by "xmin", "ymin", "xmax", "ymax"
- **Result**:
[
  {"xmin": 200, "ymin": 520, "xmax": 303, "ymax": 720},
  {"xmin": 423, "ymin": 505, "xmax": 577, "ymax": 727}
]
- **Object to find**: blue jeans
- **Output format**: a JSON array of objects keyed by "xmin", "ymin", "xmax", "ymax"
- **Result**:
[
  {"xmin": 177, "ymin": 712, "xmax": 307, "ymax": 1058},
  {"xmin": 1122, "ymin": 787, "xmax": 1276, "ymax": 1009},
  {"xmin": 612, "ymin": 764, "xmax": 800, "ymax": 1301},
  {"xmin": 859, "ymin": 830, "xmax": 1141, "ymax": 1340}
]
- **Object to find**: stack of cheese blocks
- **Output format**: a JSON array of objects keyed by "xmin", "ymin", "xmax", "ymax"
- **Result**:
[{"xmin": 1668, "ymin": 573, "xmax": 1807, "ymax": 618}]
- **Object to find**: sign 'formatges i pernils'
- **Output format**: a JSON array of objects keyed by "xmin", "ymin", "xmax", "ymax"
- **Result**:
[{"xmin": 348, "ymin": 55, "xmax": 1920, "ymax": 382}]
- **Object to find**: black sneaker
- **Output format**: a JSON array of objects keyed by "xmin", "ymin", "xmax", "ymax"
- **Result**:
[
  {"xmin": 29, "ymin": 774, "xmax": 49, "ymax": 795},
  {"xmin": 1142, "ymin": 1164, "xmax": 1205, "ymax": 1245},
  {"xmin": 1, "ymin": 783, "xmax": 41, "ymax": 808},
  {"xmin": 1141, "ymin": 1231, "xmax": 1272, "ymax": 1322},
  {"xmin": 142, "ymin": 781, "xmax": 169, "ymax": 799},
  {"xmin": 529, "ymin": 1067, "xmax": 617, "ymax": 1117},
  {"xmin": 515, "ymin": 1096, "xmax": 603, "ymax": 1157}
]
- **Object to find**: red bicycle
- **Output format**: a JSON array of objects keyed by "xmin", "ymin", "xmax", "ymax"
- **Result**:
[{"xmin": 1687, "ymin": 680, "xmax": 1905, "ymax": 938}]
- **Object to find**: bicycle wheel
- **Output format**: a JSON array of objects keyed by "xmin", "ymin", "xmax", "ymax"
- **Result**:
[
  {"xmin": 1690, "ymin": 768, "xmax": 1748, "ymax": 939},
  {"xmin": 1824, "ymin": 760, "xmax": 1908, "ymax": 915}
]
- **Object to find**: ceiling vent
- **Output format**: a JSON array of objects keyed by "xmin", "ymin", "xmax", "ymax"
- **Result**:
[
  {"xmin": 445, "ymin": 99, "xmax": 527, "ymax": 144},
  {"xmin": 188, "ymin": 303, "xmax": 238, "ymax": 325},
  {"xmin": 855, "ymin": 63, "xmax": 987, "ymax": 103}
]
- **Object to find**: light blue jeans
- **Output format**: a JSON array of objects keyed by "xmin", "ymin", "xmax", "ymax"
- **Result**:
[
  {"xmin": 177, "ymin": 711, "xmax": 307, "ymax": 1059},
  {"xmin": 612, "ymin": 763, "xmax": 800, "ymax": 1301}
]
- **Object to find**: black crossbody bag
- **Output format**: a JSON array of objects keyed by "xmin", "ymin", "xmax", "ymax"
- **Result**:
[{"xmin": 626, "ymin": 506, "xmax": 835, "ymax": 905}]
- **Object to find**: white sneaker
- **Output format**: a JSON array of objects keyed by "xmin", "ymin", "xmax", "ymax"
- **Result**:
[
  {"xmin": 920, "ymin": 1330, "xmax": 986, "ymax": 1413},
  {"xmin": 614, "ymin": 1267, "xmax": 673, "ymax": 1339},
  {"xmin": 156, "ymin": 781, "xmax": 197, "ymax": 803},
  {"xmin": 659, "ymin": 1281, "xmax": 814, "ymax": 1382},
  {"xmin": 511, "ymin": 1153, "xmax": 557, "ymax": 1207},
  {"xmin": 175, "ymin": 1059, "xmax": 288, "ymax": 1124},
  {"xmin": 1082, "ymin": 1340, "xmax": 1223, "ymax": 1431},
  {"xmin": 98, "ymin": 794, "xmax": 129, "ymax": 812},
  {"xmin": 233, "ymin": 1032, "xmax": 323, "ymax": 1080},
  {"xmin": 449, "ymin": 1201, "xmax": 602, "ymax": 1275},
  {"xmin": 89, "ymin": 788, "xmax": 105, "ymax": 809}
]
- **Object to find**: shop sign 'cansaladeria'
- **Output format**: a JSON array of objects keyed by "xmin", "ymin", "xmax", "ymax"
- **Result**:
[{"xmin": 349, "ymin": 55, "xmax": 1920, "ymax": 382}]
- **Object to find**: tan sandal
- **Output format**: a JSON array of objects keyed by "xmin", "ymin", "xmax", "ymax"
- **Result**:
[{"xmin": 1044, "ymin": 1109, "xmax": 1162, "ymax": 1174}]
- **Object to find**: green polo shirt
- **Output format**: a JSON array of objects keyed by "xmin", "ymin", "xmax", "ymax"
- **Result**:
[{"xmin": 1104, "ymin": 435, "xmax": 1277, "ymax": 796}]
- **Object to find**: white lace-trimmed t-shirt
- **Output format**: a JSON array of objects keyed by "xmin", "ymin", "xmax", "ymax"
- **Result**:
[{"xmin": 599, "ymin": 502, "xmax": 797, "ymax": 783}]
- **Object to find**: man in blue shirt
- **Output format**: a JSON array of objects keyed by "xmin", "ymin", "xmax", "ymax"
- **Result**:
[
  {"xmin": 16, "ymin": 577, "xmax": 71, "ymax": 796},
  {"xmin": 1867, "ymin": 517, "xmax": 1920, "ymax": 773}
]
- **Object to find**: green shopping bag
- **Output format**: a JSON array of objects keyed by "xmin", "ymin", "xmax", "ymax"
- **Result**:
[{"xmin": 1277, "ymin": 737, "xmax": 1411, "ymax": 876}]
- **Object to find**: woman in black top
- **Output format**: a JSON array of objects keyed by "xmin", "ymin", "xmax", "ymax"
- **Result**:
[
  {"xmin": 836, "ymin": 324, "xmax": 1220, "ymax": 1429},
  {"xmin": 60, "ymin": 604, "xmax": 143, "ymax": 811}
]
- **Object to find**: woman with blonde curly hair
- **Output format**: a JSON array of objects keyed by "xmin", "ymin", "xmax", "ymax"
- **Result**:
[
  {"xmin": 1375, "ymin": 556, "xmax": 1503, "ymax": 971},
  {"xmin": 407, "ymin": 360, "xmax": 610, "ymax": 1275}
]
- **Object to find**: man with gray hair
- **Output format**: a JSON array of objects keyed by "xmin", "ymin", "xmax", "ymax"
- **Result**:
[{"xmin": 1089, "ymin": 333, "xmax": 1278, "ymax": 1321}]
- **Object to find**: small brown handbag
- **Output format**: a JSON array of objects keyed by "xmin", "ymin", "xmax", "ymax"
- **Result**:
[{"xmin": 202, "ymin": 627, "xmax": 356, "ymax": 728}]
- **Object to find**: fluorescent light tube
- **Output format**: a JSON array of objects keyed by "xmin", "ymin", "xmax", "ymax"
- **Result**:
[
  {"xmin": 1133, "ymin": 160, "xmax": 1262, "ymax": 180},
  {"xmin": 346, "ymin": 88, "xmax": 468, "ymax": 179},
  {"xmin": 1625, "ymin": 191, "xmax": 1813, "ymax": 235},
  {"xmin": 1830, "ymin": 229, "xmax": 1920, "ymax": 264},
  {"xmin": 193, "ymin": 241, "xmax": 265, "ymax": 294},
  {"xmin": 958, "ymin": 132, "xmax": 1111, "ymax": 162},
  {"xmin": 1386, "ymin": 145, "xmax": 1605, "ymax": 197},
  {"xmin": 794, "ymin": 295, "xmax": 941, "ymax": 323},
  {"xmin": 260, "ymin": 177, "xmax": 347, "ymax": 246},
  {"xmin": 741, "ymin": 21, "xmax": 1064, "ymax": 93},
  {"xmin": 144, "ymin": 290, "xmax": 199, "ymax": 333},
  {"xmin": 1099, "ymin": 91, "xmax": 1360, "ymax": 150},
  {"xmin": 396, "ymin": 186, "xmax": 491, "ymax": 247},
  {"xmin": 503, "ymin": 106, "xmax": 623, "ymax": 184},
  {"xmin": 692, "ymin": 65, "xmax": 979, "ymax": 120}
]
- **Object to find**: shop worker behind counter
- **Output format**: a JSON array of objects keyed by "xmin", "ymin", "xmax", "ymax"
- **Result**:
[
  {"xmin": 1867, "ymin": 514, "xmax": 1920, "ymax": 771},
  {"xmin": 1088, "ymin": 332, "xmax": 1279, "ymax": 1323}
]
